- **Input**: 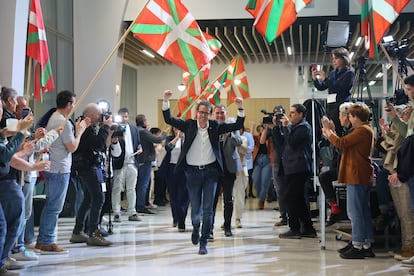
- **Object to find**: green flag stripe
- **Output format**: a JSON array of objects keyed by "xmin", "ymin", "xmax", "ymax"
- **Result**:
[
  {"xmin": 177, "ymin": 39, "xmax": 198, "ymax": 75},
  {"xmin": 167, "ymin": 0, "xmax": 180, "ymax": 25},
  {"xmin": 264, "ymin": 1, "xmax": 285, "ymax": 42},
  {"xmin": 27, "ymin": 32, "xmax": 40, "ymax": 44},
  {"xmin": 131, "ymin": 23, "xmax": 171, "ymax": 35},
  {"xmin": 41, "ymin": 61, "xmax": 53, "ymax": 87}
]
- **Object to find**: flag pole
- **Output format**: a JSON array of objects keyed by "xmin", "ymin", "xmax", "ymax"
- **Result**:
[
  {"xmin": 60, "ymin": 1, "xmax": 149, "ymax": 128},
  {"xmin": 25, "ymin": 58, "xmax": 33, "ymax": 103}
]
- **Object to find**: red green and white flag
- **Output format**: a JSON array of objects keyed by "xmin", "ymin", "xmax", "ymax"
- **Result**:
[
  {"xmin": 226, "ymin": 55, "xmax": 250, "ymax": 105},
  {"xmin": 204, "ymin": 70, "xmax": 230, "ymax": 106},
  {"xmin": 246, "ymin": 0, "xmax": 312, "ymax": 44},
  {"xmin": 131, "ymin": 0, "xmax": 221, "ymax": 76},
  {"xmin": 177, "ymin": 95, "xmax": 197, "ymax": 119},
  {"xmin": 26, "ymin": 0, "xmax": 55, "ymax": 102},
  {"xmin": 183, "ymin": 63, "xmax": 211, "ymax": 98},
  {"xmin": 361, "ymin": 0, "xmax": 410, "ymax": 60}
]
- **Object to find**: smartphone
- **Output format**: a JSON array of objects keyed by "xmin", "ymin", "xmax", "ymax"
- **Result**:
[
  {"xmin": 311, "ymin": 64, "xmax": 317, "ymax": 71},
  {"xmin": 385, "ymin": 97, "xmax": 392, "ymax": 112},
  {"xmin": 21, "ymin": 107, "xmax": 31, "ymax": 118}
]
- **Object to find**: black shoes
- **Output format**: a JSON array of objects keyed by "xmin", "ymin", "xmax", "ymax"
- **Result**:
[
  {"xmin": 340, "ymin": 246, "xmax": 365, "ymax": 259},
  {"xmin": 198, "ymin": 244, "xmax": 207, "ymax": 255},
  {"xmin": 138, "ymin": 208, "xmax": 156, "ymax": 215},
  {"xmin": 337, "ymin": 243, "xmax": 353, "ymax": 254},
  {"xmin": 224, "ymin": 229, "xmax": 233, "ymax": 237},
  {"xmin": 279, "ymin": 230, "xmax": 301, "ymax": 239},
  {"xmin": 301, "ymin": 229, "xmax": 317, "ymax": 238},
  {"xmin": 363, "ymin": 247, "xmax": 376, "ymax": 258},
  {"xmin": 191, "ymin": 229, "xmax": 200, "ymax": 245},
  {"xmin": 326, "ymin": 213, "xmax": 341, "ymax": 227}
]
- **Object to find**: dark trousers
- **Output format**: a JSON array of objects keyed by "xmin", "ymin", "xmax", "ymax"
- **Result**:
[
  {"xmin": 213, "ymin": 172, "xmax": 236, "ymax": 230},
  {"xmin": 153, "ymin": 170, "xmax": 167, "ymax": 205},
  {"xmin": 0, "ymin": 180, "xmax": 24, "ymax": 267},
  {"xmin": 319, "ymin": 169, "xmax": 338, "ymax": 203},
  {"xmin": 285, "ymin": 173, "xmax": 313, "ymax": 233},
  {"xmin": 74, "ymin": 166, "xmax": 105, "ymax": 236},
  {"xmin": 327, "ymin": 103, "xmax": 343, "ymax": 136},
  {"xmin": 274, "ymin": 175, "xmax": 288, "ymax": 221},
  {"xmin": 165, "ymin": 163, "xmax": 189, "ymax": 227}
]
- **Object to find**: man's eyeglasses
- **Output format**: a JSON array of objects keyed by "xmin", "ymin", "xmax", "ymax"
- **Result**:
[{"xmin": 197, "ymin": 110, "xmax": 210, "ymax": 116}]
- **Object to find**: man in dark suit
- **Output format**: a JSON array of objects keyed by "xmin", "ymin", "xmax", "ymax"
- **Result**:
[
  {"xmin": 212, "ymin": 105, "xmax": 242, "ymax": 237},
  {"xmin": 111, "ymin": 108, "xmax": 142, "ymax": 222},
  {"xmin": 162, "ymin": 90, "xmax": 245, "ymax": 255}
]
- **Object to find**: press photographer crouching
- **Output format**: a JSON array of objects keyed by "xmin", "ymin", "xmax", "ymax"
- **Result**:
[{"xmin": 70, "ymin": 103, "xmax": 117, "ymax": 246}]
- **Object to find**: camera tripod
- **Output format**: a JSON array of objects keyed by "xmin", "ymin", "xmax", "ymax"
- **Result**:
[{"xmin": 351, "ymin": 56, "xmax": 379, "ymax": 130}]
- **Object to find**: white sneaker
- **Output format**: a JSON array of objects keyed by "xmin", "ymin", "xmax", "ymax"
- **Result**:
[
  {"xmin": 11, "ymin": 248, "xmax": 39, "ymax": 261},
  {"xmin": 402, "ymin": 256, "xmax": 414, "ymax": 267},
  {"xmin": 5, "ymin": 257, "xmax": 25, "ymax": 270},
  {"xmin": 235, "ymin": 219, "xmax": 242, "ymax": 228}
]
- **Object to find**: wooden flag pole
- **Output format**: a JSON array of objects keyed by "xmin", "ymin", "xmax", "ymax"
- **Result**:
[
  {"xmin": 25, "ymin": 58, "xmax": 33, "ymax": 103},
  {"xmin": 60, "ymin": 1, "xmax": 149, "ymax": 128}
]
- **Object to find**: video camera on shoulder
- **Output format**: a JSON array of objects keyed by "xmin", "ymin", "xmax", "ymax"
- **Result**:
[
  {"xmin": 261, "ymin": 106, "xmax": 285, "ymax": 124},
  {"xmin": 110, "ymin": 114, "xmax": 126, "ymax": 137}
]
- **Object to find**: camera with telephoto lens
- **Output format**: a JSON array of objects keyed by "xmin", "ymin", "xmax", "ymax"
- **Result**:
[{"xmin": 110, "ymin": 115, "xmax": 126, "ymax": 137}]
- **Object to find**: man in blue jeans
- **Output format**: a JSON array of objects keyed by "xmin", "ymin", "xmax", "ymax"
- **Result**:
[
  {"xmin": 135, "ymin": 114, "xmax": 166, "ymax": 215},
  {"xmin": 36, "ymin": 90, "xmax": 89, "ymax": 254},
  {"xmin": 162, "ymin": 89, "xmax": 245, "ymax": 255}
]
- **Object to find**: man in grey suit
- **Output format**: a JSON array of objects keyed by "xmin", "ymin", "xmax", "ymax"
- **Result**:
[{"xmin": 212, "ymin": 105, "xmax": 242, "ymax": 237}]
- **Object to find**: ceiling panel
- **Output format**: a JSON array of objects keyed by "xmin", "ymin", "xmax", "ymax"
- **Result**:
[{"xmin": 123, "ymin": 15, "xmax": 414, "ymax": 83}]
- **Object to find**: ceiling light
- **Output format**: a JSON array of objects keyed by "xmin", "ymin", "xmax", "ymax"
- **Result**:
[
  {"xmin": 375, "ymin": 72, "xmax": 383, "ymax": 78},
  {"xmin": 386, "ymin": 63, "xmax": 392, "ymax": 70},
  {"xmin": 368, "ymin": 80, "xmax": 376, "ymax": 86},
  {"xmin": 141, "ymin": 49, "xmax": 155, "ymax": 58},
  {"xmin": 287, "ymin": 46, "xmax": 292, "ymax": 55},
  {"xmin": 355, "ymin": 37, "xmax": 362, "ymax": 47},
  {"xmin": 177, "ymin": 83, "xmax": 186, "ymax": 92}
]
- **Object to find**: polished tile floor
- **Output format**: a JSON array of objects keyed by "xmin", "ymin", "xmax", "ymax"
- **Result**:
[{"xmin": 19, "ymin": 199, "xmax": 410, "ymax": 275}]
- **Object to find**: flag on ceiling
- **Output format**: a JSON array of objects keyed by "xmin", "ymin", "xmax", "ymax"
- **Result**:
[
  {"xmin": 131, "ymin": 0, "xmax": 221, "ymax": 76},
  {"xmin": 361, "ymin": 0, "xmax": 410, "ymax": 60},
  {"xmin": 245, "ymin": 0, "xmax": 312, "ymax": 44},
  {"xmin": 226, "ymin": 55, "xmax": 250, "ymax": 105},
  {"xmin": 26, "ymin": 0, "xmax": 55, "ymax": 102}
]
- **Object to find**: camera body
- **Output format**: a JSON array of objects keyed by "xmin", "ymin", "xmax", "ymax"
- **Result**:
[
  {"xmin": 111, "ymin": 123, "xmax": 126, "ymax": 137},
  {"xmin": 261, "ymin": 107, "xmax": 285, "ymax": 124}
]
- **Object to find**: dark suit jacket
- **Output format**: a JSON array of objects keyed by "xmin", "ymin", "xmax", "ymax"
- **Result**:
[
  {"xmin": 162, "ymin": 108, "xmax": 245, "ymax": 173},
  {"xmin": 112, "ymin": 123, "xmax": 141, "ymax": 169}
]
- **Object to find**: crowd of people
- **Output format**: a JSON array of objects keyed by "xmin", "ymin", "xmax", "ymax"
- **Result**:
[{"xmin": 1, "ymin": 47, "xmax": 414, "ymax": 274}]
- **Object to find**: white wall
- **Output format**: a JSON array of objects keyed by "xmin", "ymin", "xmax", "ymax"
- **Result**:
[
  {"xmin": 0, "ymin": 0, "xmax": 29, "ymax": 93},
  {"xmin": 73, "ymin": 0, "xmax": 127, "ymax": 116}
]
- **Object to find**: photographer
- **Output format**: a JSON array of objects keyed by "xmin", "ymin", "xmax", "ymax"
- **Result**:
[
  {"xmin": 111, "ymin": 108, "xmax": 142, "ymax": 222},
  {"xmin": 273, "ymin": 104, "xmax": 316, "ymax": 239},
  {"xmin": 312, "ymin": 47, "xmax": 355, "ymax": 136},
  {"xmin": 262, "ymin": 106, "xmax": 288, "ymax": 226},
  {"xmin": 70, "ymin": 103, "xmax": 113, "ymax": 247}
]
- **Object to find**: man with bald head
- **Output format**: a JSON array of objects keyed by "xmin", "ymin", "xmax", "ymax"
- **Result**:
[{"xmin": 70, "ymin": 103, "xmax": 113, "ymax": 246}]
